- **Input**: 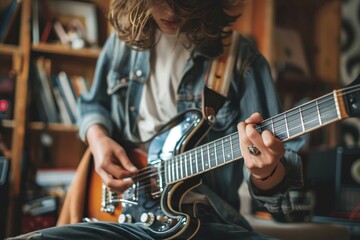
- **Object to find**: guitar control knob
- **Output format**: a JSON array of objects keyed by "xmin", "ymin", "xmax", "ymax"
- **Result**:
[
  {"xmin": 140, "ymin": 212, "xmax": 155, "ymax": 226},
  {"xmin": 118, "ymin": 213, "xmax": 132, "ymax": 223}
]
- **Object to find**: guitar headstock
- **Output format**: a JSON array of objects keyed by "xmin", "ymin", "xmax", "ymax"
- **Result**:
[{"xmin": 343, "ymin": 74, "xmax": 360, "ymax": 118}]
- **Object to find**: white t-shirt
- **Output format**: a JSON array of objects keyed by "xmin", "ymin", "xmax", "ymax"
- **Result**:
[
  {"xmin": 137, "ymin": 31, "xmax": 210, "ymax": 205},
  {"xmin": 138, "ymin": 31, "xmax": 192, "ymax": 141}
]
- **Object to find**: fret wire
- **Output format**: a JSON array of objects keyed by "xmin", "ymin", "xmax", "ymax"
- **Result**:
[
  {"xmin": 195, "ymin": 149, "xmax": 199, "ymax": 173},
  {"xmin": 190, "ymin": 152, "xmax": 193, "ymax": 175},
  {"xmin": 229, "ymin": 134, "xmax": 234, "ymax": 161},
  {"xmin": 284, "ymin": 113, "xmax": 290, "ymax": 138},
  {"xmin": 177, "ymin": 156, "xmax": 180, "ymax": 180},
  {"xmin": 207, "ymin": 144, "xmax": 212, "ymax": 168},
  {"xmin": 316, "ymin": 100, "xmax": 323, "ymax": 126},
  {"xmin": 168, "ymin": 159, "xmax": 172, "ymax": 183},
  {"xmin": 201, "ymin": 147, "xmax": 205, "ymax": 170},
  {"xmin": 214, "ymin": 141, "xmax": 218, "ymax": 166},
  {"xmin": 271, "ymin": 118, "xmax": 275, "ymax": 134},
  {"xmin": 222, "ymin": 138, "xmax": 226, "ymax": 163},
  {"xmin": 180, "ymin": 155, "xmax": 183, "ymax": 179},
  {"xmin": 165, "ymin": 160, "xmax": 169, "ymax": 183},
  {"xmin": 185, "ymin": 154, "xmax": 188, "ymax": 178},
  {"xmin": 299, "ymin": 107, "xmax": 305, "ymax": 132},
  {"xmin": 175, "ymin": 156, "xmax": 179, "ymax": 181},
  {"xmin": 172, "ymin": 157, "xmax": 175, "ymax": 182}
]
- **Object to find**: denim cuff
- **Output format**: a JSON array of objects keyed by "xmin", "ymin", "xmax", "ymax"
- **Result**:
[
  {"xmin": 78, "ymin": 113, "xmax": 113, "ymax": 142},
  {"xmin": 244, "ymin": 149, "xmax": 304, "ymax": 214}
]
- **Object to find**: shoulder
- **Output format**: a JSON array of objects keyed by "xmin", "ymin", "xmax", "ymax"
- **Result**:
[
  {"xmin": 237, "ymin": 34, "xmax": 263, "ymax": 64},
  {"xmin": 235, "ymin": 34, "xmax": 271, "ymax": 77},
  {"xmin": 102, "ymin": 32, "xmax": 142, "ymax": 66},
  {"xmin": 104, "ymin": 32, "xmax": 130, "ymax": 54}
]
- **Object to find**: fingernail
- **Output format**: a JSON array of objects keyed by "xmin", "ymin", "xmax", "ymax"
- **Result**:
[{"xmin": 130, "ymin": 166, "xmax": 138, "ymax": 172}]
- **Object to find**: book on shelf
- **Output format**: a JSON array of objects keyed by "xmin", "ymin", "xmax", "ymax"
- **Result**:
[
  {"xmin": 32, "ymin": 0, "xmax": 40, "ymax": 44},
  {"xmin": 53, "ymin": 20, "xmax": 70, "ymax": 45},
  {"xmin": 0, "ymin": 0, "xmax": 21, "ymax": 43},
  {"xmin": 30, "ymin": 56, "xmax": 90, "ymax": 124},
  {"xmin": 70, "ymin": 75, "xmax": 90, "ymax": 97},
  {"xmin": 34, "ymin": 0, "xmax": 57, "ymax": 44},
  {"xmin": 52, "ymin": 82, "xmax": 73, "ymax": 125},
  {"xmin": 51, "ymin": 74, "xmax": 75, "ymax": 124},
  {"xmin": 33, "ymin": 57, "xmax": 60, "ymax": 123},
  {"xmin": 56, "ymin": 71, "xmax": 78, "ymax": 121}
]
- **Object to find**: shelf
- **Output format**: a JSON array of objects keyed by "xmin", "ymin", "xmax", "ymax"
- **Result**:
[
  {"xmin": 27, "ymin": 122, "xmax": 79, "ymax": 132},
  {"xmin": 31, "ymin": 43, "xmax": 101, "ymax": 59},
  {"xmin": 1, "ymin": 120, "xmax": 78, "ymax": 132},
  {"xmin": 0, "ymin": 44, "xmax": 20, "ymax": 55}
]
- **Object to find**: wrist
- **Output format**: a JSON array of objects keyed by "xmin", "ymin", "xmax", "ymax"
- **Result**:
[
  {"xmin": 250, "ymin": 162, "xmax": 285, "ymax": 191},
  {"xmin": 86, "ymin": 124, "xmax": 109, "ymax": 145},
  {"xmin": 251, "ymin": 164, "xmax": 278, "ymax": 182}
]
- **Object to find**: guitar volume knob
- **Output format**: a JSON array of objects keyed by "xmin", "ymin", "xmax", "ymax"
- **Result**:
[
  {"xmin": 118, "ymin": 213, "xmax": 132, "ymax": 223},
  {"xmin": 140, "ymin": 212, "xmax": 155, "ymax": 226}
]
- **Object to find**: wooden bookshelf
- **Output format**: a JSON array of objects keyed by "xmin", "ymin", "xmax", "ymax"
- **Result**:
[
  {"xmin": 1, "ymin": 0, "xmax": 112, "ymax": 237},
  {"xmin": 27, "ymin": 122, "xmax": 79, "ymax": 132},
  {"xmin": 32, "ymin": 43, "xmax": 101, "ymax": 59}
]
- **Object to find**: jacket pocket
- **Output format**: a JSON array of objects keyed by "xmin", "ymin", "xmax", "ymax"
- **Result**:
[{"xmin": 107, "ymin": 69, "xmax": 129, "ymax": 96}]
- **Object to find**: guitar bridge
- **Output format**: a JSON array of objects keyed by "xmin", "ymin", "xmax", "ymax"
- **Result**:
[{"xmin": 101, "ymin": 184, "xmax": 120, "ymax": 214}]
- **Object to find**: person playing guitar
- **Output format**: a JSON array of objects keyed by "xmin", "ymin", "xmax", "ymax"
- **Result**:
[{"xmin": 8, "ymin": 0, "xmax": 309, "ymax": 239}]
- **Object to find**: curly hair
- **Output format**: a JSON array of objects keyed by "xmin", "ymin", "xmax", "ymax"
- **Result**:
[{"xmin": 108, "ymin": 0, "xmax": 245, "ymax": 50}]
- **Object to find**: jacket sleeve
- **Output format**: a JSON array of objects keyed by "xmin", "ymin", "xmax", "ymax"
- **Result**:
[
  {"xmin": 239, "ymin": 51, "xmax": 305, "ymax": 214},
  {"xmin": 77, "ymin": 32, "xmax": 117, "ymax": 141}
]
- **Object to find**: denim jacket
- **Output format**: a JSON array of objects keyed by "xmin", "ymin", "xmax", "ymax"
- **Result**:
[{"xmin": 77, "ymin": 32, "xmax": 304, "ymax": 226}]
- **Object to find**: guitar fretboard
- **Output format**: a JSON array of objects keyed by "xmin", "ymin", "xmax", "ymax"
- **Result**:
[{"xmin": 164, "ymin": 91, "xmax": 342, "ymax": 183}]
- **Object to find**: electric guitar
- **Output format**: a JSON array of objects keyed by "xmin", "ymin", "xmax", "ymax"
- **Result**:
[{"xmin": 86, "ymin": 75, "xmax": 360, "ymax": 239}]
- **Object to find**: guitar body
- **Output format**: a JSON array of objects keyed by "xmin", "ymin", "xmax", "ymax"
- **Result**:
[
  {"xmin": 86, "ymin": 109, "xmax": 211, "ymax": 239},
  {"xmin": 87, "ymin": 164, "xmax": 121, "ymax": 222},
  {"xmin": 87, "ymin": 147, "xmax": 148, "ymax": 222}
]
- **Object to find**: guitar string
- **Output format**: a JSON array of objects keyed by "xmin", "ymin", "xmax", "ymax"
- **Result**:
[
  {"xmin": 128, "ymin": 111, "xmax": 339, "ymax": 192},
  {"xmin": 131, "ymin": 86, "xmax": 359, "ymax": 185},
  {"xmin": 133, "ymin": 94, "xmax": 332, "ymax": 178},
  {"xmin": 130, "ymin": 108, "xmax": 337, "ymax": 191},
  {"xmin": 124, "ymin": 87, "xmax": 360, "ymax": 193},
  {"xmin": 133, "ymin": 91, "xmax": 336, "ymax": 179},
  {"xmin": 127, "ymin": 86, "xmax": 360, "ymax": 190}
]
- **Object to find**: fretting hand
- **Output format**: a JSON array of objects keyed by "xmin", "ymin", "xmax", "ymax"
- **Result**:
[{"xmin": 237, "ymin": 112, "xmax": 285, "ymax": 190}]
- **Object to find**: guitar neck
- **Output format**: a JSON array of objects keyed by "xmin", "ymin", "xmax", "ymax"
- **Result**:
[{"xmin": 164, "ymin": 90, "xmax": 348, "ymax": 184}]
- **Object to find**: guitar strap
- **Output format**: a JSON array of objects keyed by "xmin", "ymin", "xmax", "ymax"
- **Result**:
[
  {"xmin": 202, "ymin": 30, "xmax": 240, "ymax": 124},
  {"xmin": 200, "ymin": 31, "xmax": 252, "ymax": 228}
]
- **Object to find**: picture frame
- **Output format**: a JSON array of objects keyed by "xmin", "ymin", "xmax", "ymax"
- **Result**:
[{"xmin": 47, "ymin": 0, "xmax": 98, "ymax": 46}]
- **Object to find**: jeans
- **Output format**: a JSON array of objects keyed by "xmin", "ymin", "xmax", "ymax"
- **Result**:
[{"xmin": 6, "ymin": 203, "xmax": 278, "ymax": 240}]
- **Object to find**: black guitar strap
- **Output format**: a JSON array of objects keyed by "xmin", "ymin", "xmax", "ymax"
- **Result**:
[{"xmin": 202, "ymin": 30, "xmax": 240, "ymax": 124}]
